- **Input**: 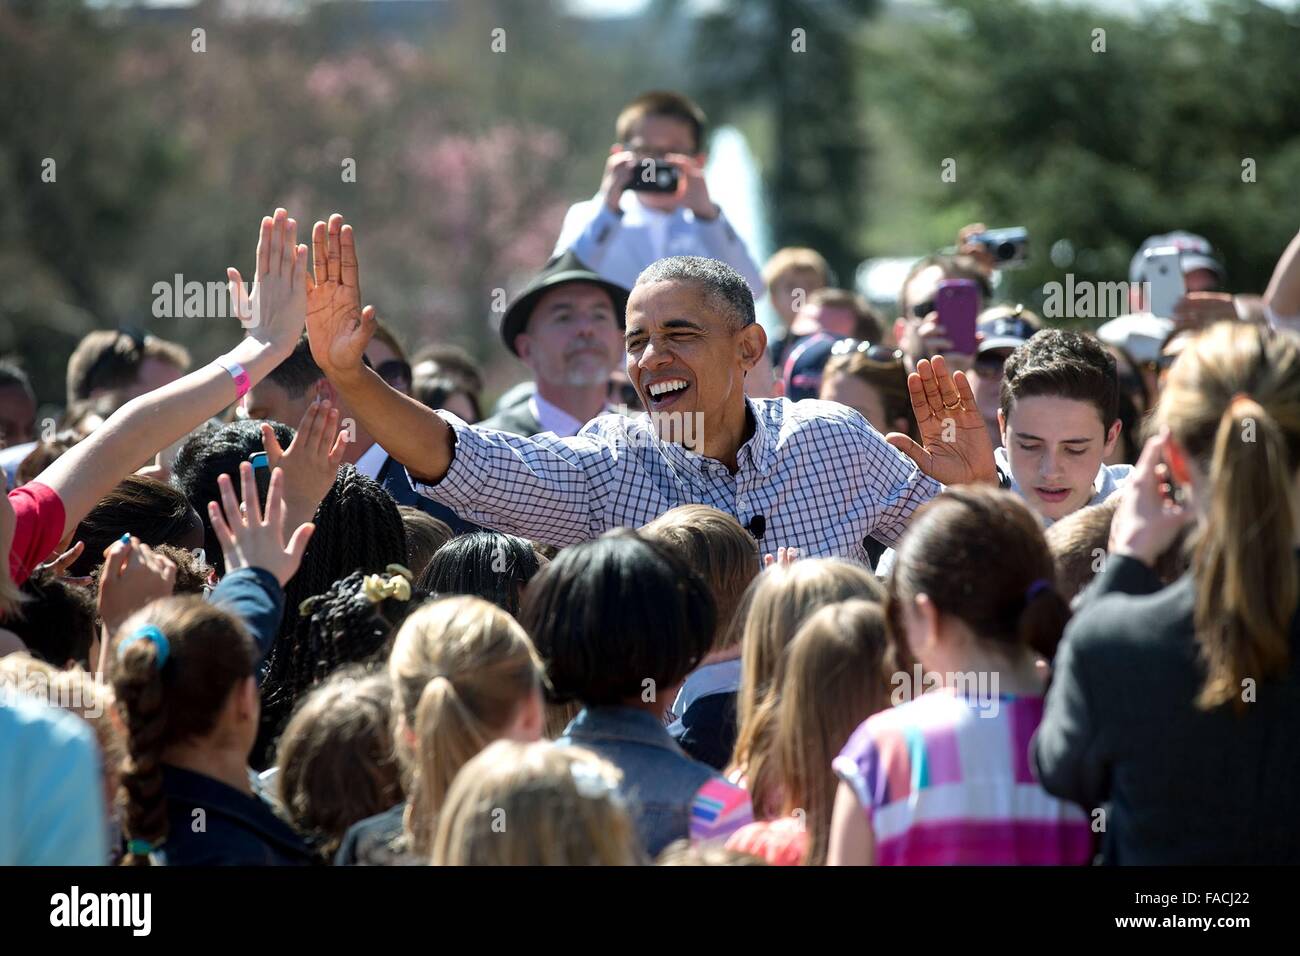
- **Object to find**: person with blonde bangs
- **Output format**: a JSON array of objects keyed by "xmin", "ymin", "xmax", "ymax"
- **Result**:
[
  {"xmin": 726, "ymin": 600, "xmax": 892, "ymax": 866},
  {"xmin": 431, "ymin": 739, "xmax": 643, "ymax": 866},
  {"xmin": 334, "ymin": 595, "xmax": 545, "ymax": 866},
  {"xmin": 1034, "ymin": 321, "xmax": 1300, "ymax": 864},
  {"xmin": 727, "ymin": 558, "xmax": 882, "ymax": 814}
]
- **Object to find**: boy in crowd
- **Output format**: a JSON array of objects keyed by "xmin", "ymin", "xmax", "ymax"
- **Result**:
[
  {"xmin": 553, "ymin": 90, "xmax": 764, "ymax": 298},
  {"xmin": 995, "ymin": 329, "xmax": 1132, "ymax": 524},
  {"xmin": 762, "ymin": 247, "xmax": 831, "ymax": 365}
]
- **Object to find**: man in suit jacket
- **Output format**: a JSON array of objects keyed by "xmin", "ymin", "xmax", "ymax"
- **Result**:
[{"xmin": 477, "ymin": 251, "xmax": 630, "ymax": 438}]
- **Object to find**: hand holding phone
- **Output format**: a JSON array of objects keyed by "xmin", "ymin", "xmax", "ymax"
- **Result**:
[
  {"xmin": 1143, "ymin": 246, "xmax": 1186, "ymax": 319},
  {"xmin": 935, "ymin": 279, "xmax": 980, "ymax": 356}
]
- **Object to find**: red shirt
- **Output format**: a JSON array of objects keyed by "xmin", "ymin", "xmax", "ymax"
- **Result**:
[{"xmin": 8, "ymin": 482, "xmax": 65, "ymax": 586}]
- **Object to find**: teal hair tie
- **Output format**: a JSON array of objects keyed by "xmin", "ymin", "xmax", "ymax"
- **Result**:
[
  {"xmin": 127, "ymin": 838, "xmax": 157, "ymax": 856},
  {"xmin": 117, "ymin": 625, "xmax": 170, "ymax": 669}
]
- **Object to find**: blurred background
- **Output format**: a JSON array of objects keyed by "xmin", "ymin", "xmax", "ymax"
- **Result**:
[{"xmin": 3, "ymin": 0, "xmax": 1300, "ymax": 411}]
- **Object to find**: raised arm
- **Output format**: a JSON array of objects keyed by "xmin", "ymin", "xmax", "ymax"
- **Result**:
[
  {"xmin": 1264, "ymin": 227, "xmax": 1300, "ymax": 327},
  {"xmin": 304, "ymin": 214, "xmax": 456, "ymax": 483},
  {"xmin": 36, "ymin": 209, "xmax": 309, "ymax": 541}
]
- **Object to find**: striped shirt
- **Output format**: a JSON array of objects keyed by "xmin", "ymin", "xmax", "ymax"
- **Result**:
[
  {"xmin": 410, "ymin": 396, "xmax": 942, "ymax": 564},
  {"xmin": 833, "ymin": 688, "xmax": 1093, "ymax": 865}
]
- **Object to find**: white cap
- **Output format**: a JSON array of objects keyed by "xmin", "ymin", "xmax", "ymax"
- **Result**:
[{"xmin": 1095, "ymin": 313, "xmax": 1173, "ymax": 366}]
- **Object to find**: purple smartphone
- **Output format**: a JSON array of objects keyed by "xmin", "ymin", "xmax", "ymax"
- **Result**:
[{"xmin": 935, "ymin": 279, "xmax": 980, "ymax": 356}]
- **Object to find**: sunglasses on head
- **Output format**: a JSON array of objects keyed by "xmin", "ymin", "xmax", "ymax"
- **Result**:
[{"xmin": 830, "ymin": 338, "xmax": 904, "ymax": 364}]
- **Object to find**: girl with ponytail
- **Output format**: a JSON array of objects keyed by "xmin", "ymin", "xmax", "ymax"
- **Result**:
[
  {"xmin": 1035, "ymin": 321, "xmax": 1300, "ymax": 864},
  {"xmin": 334, "ymin": 596, "xmax": 544, "ymax": 865},
  {"xmin": 828, "ymin": 486, "xmax": 1092, "ymax": 865}
]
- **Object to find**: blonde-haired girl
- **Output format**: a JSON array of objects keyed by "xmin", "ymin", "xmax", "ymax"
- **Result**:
[
  {"xmin": 727, "ymin": 600, "xmax": 891, "ymax": 865},
  {"xmin": 432, "ymin": 739, "xmax": 643, "ymax": 866},
  {"xmin": 1035, "ymin": 321, "xmax": 1300, "ymax": 863},
  {"xmin": 336, "ymin": 595, "xmax": 544, "ymax": 864}
]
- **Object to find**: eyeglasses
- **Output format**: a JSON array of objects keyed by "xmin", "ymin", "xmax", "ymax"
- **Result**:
[
  {"xmin": 909, "ymin": 300, "xmax": 935, "ymax": 320},
  {"xmin": 830, "ymin": 338, "xmax": 904, "ymax": 364}
]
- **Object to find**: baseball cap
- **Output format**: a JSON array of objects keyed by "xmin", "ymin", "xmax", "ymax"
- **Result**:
[
  {"xmin": 782, "ymin": 332, "xmax": 839, "ymax": 402},
  {"xmin": 1096, "ymin": 313, "xmax": 1174, "ymax": 366},
  {"xmin": 1129, "ymin": 231, "xmax": 1225, "ymax": 286},
  {"xmin": 977, "ymin": 306, "xmax": 1039, "ymax": 354}
]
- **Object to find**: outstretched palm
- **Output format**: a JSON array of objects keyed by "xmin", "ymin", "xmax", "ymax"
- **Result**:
[
  {"xmin": 227, "ymin": 208, "xmax": 308, "ymax": 357},
  {"xmin": 885, "ymin": 356, "xmax": 999, "ymax": 486},
  {"xmin": 306, "ymin": 213, "xmax": 373, "ymax": 377}
]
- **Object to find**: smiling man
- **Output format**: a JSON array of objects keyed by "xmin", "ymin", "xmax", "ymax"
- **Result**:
[
  {"xmin": 306, "ymin": 217, "xmax": 999, "ymax": 563},
  {"xmin": 995, "ymin": 329, "xmax": 1132, "ymax": 524}
]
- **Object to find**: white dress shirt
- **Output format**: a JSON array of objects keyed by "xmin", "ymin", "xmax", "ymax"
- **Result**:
[
  {"xmin": 352, "ymin": 442, "xmax": 389, "ymax": 481},
  {"xmin": 553, "ymin": 190, "xmax": 765, "ymax": 298}
]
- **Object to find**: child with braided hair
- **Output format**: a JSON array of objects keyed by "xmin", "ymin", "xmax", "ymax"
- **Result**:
[
  {"xmin": 256, "ymin": 562, "xmax": 426, "ymax": 770},
  {"xmin": 110, "ymin": 459, "xmax": 317, "ymax": 865}
]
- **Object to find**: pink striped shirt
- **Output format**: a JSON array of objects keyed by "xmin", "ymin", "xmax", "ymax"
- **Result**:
[{"xmin": 833, "ymin": 688, "xmax": 1093, "ymax": 865}]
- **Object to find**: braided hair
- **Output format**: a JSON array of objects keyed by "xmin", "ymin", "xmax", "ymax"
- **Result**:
[
  {"xmin": 256, "ymin": 566, "xmax": 427, "ymax": 770},
  {"xmin": 280, "ymin": 464, "xmax": 408, "ymax": 620},
  {"xmin": 111, "ymin": 597, "xmax": 257, "ymax": 865}
]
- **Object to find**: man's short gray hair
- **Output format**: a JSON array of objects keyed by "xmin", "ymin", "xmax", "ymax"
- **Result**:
[{"xmin": 634, "ymin": 256, "xmax": 756, "ymax": 331}]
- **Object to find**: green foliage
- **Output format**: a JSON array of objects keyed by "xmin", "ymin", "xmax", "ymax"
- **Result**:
[{"xmin": 865, "ymin": 0, "xmax": 1300, "ymax": 315}]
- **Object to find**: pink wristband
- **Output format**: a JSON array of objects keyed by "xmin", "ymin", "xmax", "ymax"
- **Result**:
[{"xmin": 216, "ymin": 357, "xmax": 251, "ymax": 399}]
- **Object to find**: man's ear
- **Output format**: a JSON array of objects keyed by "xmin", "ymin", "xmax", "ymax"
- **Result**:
[
  {"xmin": 1103, "ymin": 419, "xmax": 1122, "ymax": 457},
  {"xmin": 316, "ymin": 378, "xmax": 336, "ymax": 404},
  {"xmin": 738, "ymin": 322, "xmax": 767, "ymax": 373},
  {"xmin": 997, "ymin": 408, "xmax": 1008, "ymax": 447},
  {"xmin": 514, "ymin": 332, "xmax": 534, "ymax": 367}
]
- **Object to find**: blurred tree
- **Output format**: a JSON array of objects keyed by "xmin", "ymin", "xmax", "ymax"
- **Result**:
[
  {"xmin": 678, "ymin": 0, "xmax": 879, "ymax": 286},
  {"xmin": 867, "ymin": 0, "xmax": 1300, "ymax": 321}
]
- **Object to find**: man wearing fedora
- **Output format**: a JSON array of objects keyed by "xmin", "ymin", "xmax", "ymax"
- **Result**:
[{"xmin": 479, "ymin": 250, "xmax": 631, "ymax": 438}]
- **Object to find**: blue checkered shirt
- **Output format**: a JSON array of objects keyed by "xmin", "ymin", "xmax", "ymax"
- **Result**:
[{"xmin": 410, "ymin": 397, "xmax": 943, "ymax": 566}]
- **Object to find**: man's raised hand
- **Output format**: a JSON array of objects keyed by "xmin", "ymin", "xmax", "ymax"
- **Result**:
[
  {"xmin": 306, "ymin": 213, "xmax": 373, "ymax": 379},
  {"xmin": 886, "ymin": 355, "xmax": 998, "ymax": 487},
  {"xmin": 228, "ymin": 207, "xmax": 309, "ymax": 358}
]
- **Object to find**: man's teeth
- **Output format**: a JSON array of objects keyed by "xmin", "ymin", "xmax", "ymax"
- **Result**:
[{"xmin": 648, "ymin": 379, "xmax": 688, "ymax": 398}]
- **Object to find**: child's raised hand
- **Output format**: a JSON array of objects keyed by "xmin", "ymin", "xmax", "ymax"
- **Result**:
[{"xmin": 209, "ymin": 462, "xmax": 315, "ymax": 587}]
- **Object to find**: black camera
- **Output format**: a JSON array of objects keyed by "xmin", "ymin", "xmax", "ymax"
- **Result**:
[
  {"xmin": 628, "ymin": 159, "xmax": 679, "ymax": 193},
  {"xmin": 966, "ymin": 227, "xmax": 1028, "ymax": 268}
]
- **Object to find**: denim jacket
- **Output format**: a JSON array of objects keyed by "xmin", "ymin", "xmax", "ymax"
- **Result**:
[{"xmin": 556, "ymin": 706, "xmax": 722, "ymax": 858}]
